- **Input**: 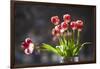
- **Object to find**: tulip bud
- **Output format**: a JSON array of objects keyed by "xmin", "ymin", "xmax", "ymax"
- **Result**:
[
  {"xmin": 76, "ymin": 20, "xmax": 83, "ymax": 31},
  {"xmin": 70, "ymin": 21, "xmax": 77, "ymax": 30},
  {"xmin": 51, "ymin": 16, "xmax": 60, "ymax": 25},
  {"xmin": 63, "ymin": 14, "xmax": 71, "ymax": 23}
]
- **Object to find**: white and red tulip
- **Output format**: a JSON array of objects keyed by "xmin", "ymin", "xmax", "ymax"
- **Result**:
[
  {"xmin": 61, "ymin": 22, "xmax": 68, "ymax": 33},
  {"xmin": 63, "ymin": 14, "xmax": 71, "ymax": 23},
  {"xmin": 21, "ymin": 38, "xmax": 34, "ymax": 55},
  {"xmin": 51, "ymin": 16, "xmax": 60, "ymax": 25},
  {"xmin": 52, "ymin": 27, "xmax": 60, "ymax": 36},
  {"xmin": 76, "ymin": 20, "xmax": 83, "ymax": 31},
  {"xmin": 70, "ymin": 21, "xmax": 77, "ymax": 30}
]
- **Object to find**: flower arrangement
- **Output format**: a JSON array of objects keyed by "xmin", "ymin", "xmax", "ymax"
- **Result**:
[
  {"xmin": 21, "ymin": 14, "xmax": 91, "ymax": 62},
  {"xmin": 41, "ymin": 14, "xmax": 91, "ymax": 59}
]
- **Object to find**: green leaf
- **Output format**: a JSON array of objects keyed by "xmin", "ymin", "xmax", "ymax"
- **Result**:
[
  {"xmin": 58, "ymin": 36, "xmax": 67, "ymax": 52},
  {"xmin": 74, "ymin": 42, "xmax": 91, "ymax": 55},
  {"xmin": 67, "ymin": 38, "xmax": 75, "ymax": 56},
  {"xmin": 56, "ymin": 46, "xmax": 64, "ymax": 56},
  {"xmin": 42, "ymin": 43, "xmax": 60, "ymax": 56},
  {"xmin": 73, "ymin": 45, "xmax": 79, "ymax": 56},
  {"xmin": 59, "ymin": 37, "xmax": 64, "ymax": 46},
  {"xmin": 80, "ymin": 42, "xmax": 91, "ymax": 51},
  {"xmin": 63, "ymin": 35, "xmax": 67, "ymax": 45}
]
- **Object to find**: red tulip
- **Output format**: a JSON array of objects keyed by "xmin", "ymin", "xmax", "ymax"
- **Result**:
[
  {"xmin": 76, "ymin": 20, "xmax": 83, "ymax": 31},
  {"xmin": 51, "ymin": 16, "xmax": 60, "ymax": 25},
  {"xmin": 70, "ymin": 21, "xmax": 77, "ymax": 30},
  {"xmin": 61, "ymin": 22, "xmax": 68, "ymax": 33},
  {"xmin": 21, "ymin": 38, "xmax": 34, "ymax": 55},
  {"xmin": 63, "ymin": 14, "xmax": 71, "ymax": 23},
  {"xmin": 52, "ymin": 25, "xmax": 62, "ymax": 36},
  {"xmin": 24, "ymin": 43, "xmax": 34, "ymax": 55}
]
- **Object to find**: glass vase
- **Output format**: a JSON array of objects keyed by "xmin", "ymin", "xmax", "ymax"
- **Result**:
[{"xmin": 59, "ymin": 56, "xmax": 79, "ymax": 63}]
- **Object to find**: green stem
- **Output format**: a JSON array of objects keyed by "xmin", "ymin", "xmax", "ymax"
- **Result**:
[
  {"xmin": 58, "ymin": 36, "xmax": 61, "ymax": 45},
  {"xmin": 72, "ymin": 30, "xmax": 75, "ymax": 44},
  {"xmin": 58, "ymin": 34, "xmax": 64, "ymax": 46},
  {"xmin": 77, "ymin": 31, "xmax": 80, "ymax": 45}
]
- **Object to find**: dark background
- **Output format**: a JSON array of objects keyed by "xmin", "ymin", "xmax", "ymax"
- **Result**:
[{"xmin": 13, "ymin": 1, "xmax": 96, "ymax": 66}]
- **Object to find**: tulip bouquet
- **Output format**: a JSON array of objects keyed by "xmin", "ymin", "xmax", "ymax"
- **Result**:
[{"xmin": 41, "ymin": 14, "xmax": 91, "ymax": 59}]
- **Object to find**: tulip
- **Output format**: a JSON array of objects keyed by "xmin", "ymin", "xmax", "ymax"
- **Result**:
[
  {"xmin": 70, "ymin": 21, "xmax": 77, "ymax": 44},
  {"xmin": 52, "ymin": 28, "xmax": 60, "ymax": 36},
  {"xmin": 55, "ymin": 25, "xmax": 61, "ymax": 31},
  {"xmin": 52, "ymin": 24, "xmax": 65, "ymax": 36},
  {"xmin": 21, "ymin": 38, "xmax": 34, "ymax": 55},
  {"xmin": 60, "ymin": 22, "xmax": 68, "ymax": 33},
  {"xmin": 76, "ymin": 20, "xmax": 83, "ymax": 31},
  {"xmin": 57, "ymin": 24, "xmax": 62, "ymax": 30},
  {"xmin": 70, "ymin": 21, "xmax": 77, "ymax": 30},
  {"xmin": 76, "ymin": 20, "xmax": 83, "ymax": 45},
  {"xmin": 51, "ymin": 16, "xmax": 60, "ymax": 25},
  {"xmin": 63, "ymin": 14, "xmax": 71, "ymax": 23}
]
